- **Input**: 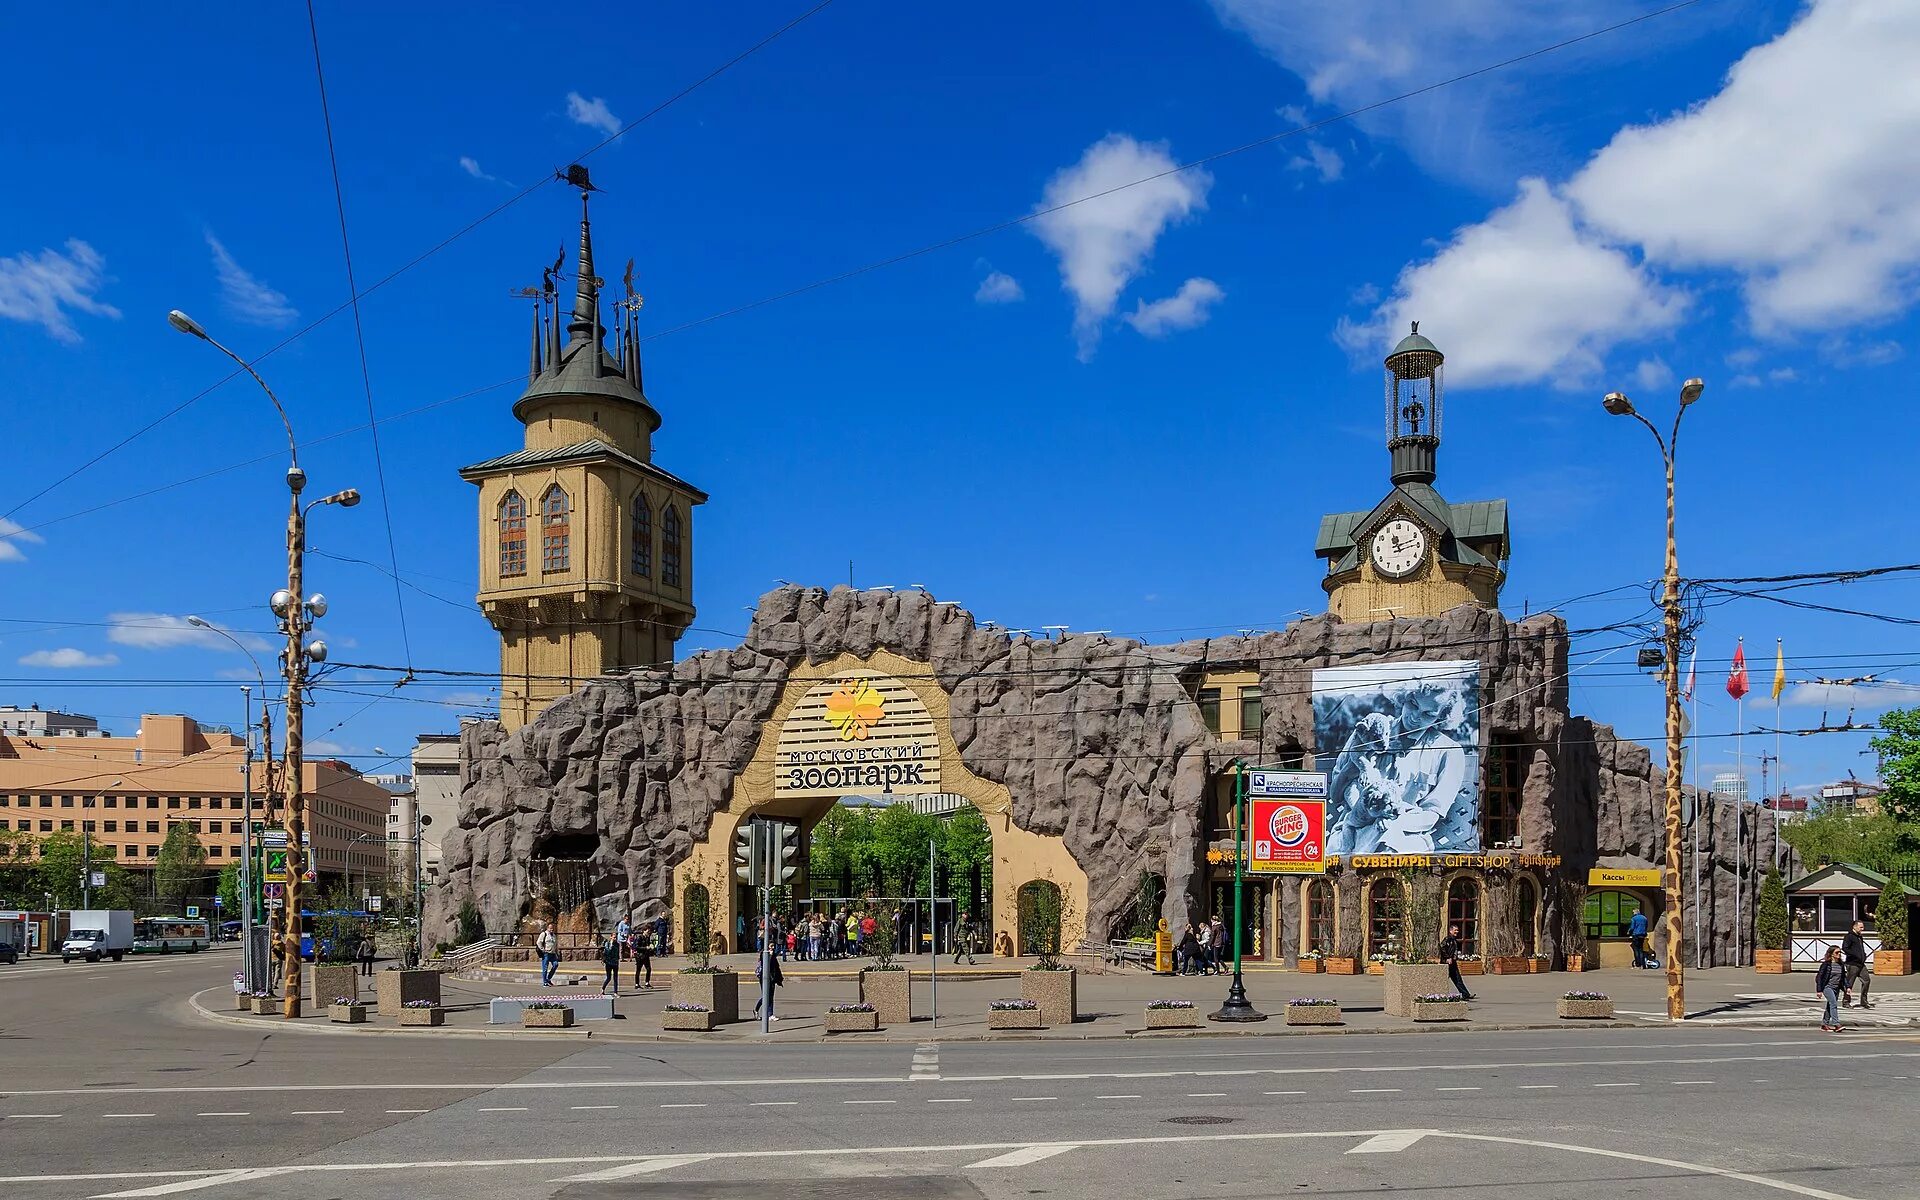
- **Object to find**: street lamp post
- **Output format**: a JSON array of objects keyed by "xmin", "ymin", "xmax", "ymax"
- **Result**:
[
  {"xmin": 80, "ymin": 779, "xmax": 123, "ymax": 908},
  {"xmin": 186, "ymin": 617, "xmax": 267, "ymax": 990},
  {"xmin": 1211, "ymin": 760, "xmax": 1265, "ymax": 1022},
  {"xmin": 1603, "ymin": 377, "xmax": 1706, "ymax": 1023},
  {"xmin": 169, "ymin": 309, "xmax": 358, "ymax": 1018}
]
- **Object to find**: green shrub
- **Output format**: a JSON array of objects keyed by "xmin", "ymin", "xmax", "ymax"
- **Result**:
[
  {"xmin": 1874, "ymin": 875, "xmax": 1909, "ymax": 951},
  {"xmin": 1754, "ymin": 869, "xmax": 1789, "ymax": 952}
]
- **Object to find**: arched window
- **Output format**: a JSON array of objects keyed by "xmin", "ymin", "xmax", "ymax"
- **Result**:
[
  {"xmin": 1365, "ymin": 878, "xmax": 1405, "ymax": 960},
  {"xmin": 1514, "ymin": 875, "xmax": 1538, "ymax": 955},
  {"xmin": 540, "ymin": 485, "xmax": 570, "ymax": 572},
  {"xmin": 661, "ymin": 504, "xmax": 682, "ymax": 588},
  {"xmin": 1447, "ymin": 876, "xmax": 1481, "ymax": 956},
  {"xmin": 1017, "ymin": 879, "xmax": 1063, "ymax": 959},
  {"xmin": 630, "ymin": 491, "xmax": 652, "ymax": 578},
  {"xmin": 498, "ymin": 490, "xmax": 527, "ymax": 577},
  {"xmin": 1304, "ymin": 878, "xmax": 1335, "ymax": 956}
]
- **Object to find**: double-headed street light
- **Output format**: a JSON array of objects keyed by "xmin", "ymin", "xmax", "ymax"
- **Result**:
[
  {"xmin": 1602, "ymin": 376, "xmax": 1705, "ymax": 1023},
  {"xmin": 170, "ymin": 310, "xmax": 358, "ymax": 1018}
]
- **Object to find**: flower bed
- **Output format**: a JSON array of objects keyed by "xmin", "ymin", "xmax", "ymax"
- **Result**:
[
  {"xmin": 1557, "ymin": 990, "xmax": 1614, "ymax": 1020},
  {"xmin": 1021, "ymin": 965, "xmax": 1077, "ymax": 1027},
  {"xmin": 250, "ymin": 992, "xmax": 277, "ymax": 1014},
  {"xmin": 988, "ymin": 999, "xmax": 1043, "ymax": 1030},
  {"xmin": 522, "ymin": 1001, "xmax": 574, "ymax": 1029},
  {"xmin": 1284, "ymin": 997, "xmax": 1342, "ymax": 1027},
  {"xmin": 1489, "ymin": 955, "xmax": 1529, "ymax": 975},
  {"xmin": 329, "ymin": 998, "xmax": 368, "ymax": 1025},
  {"xmin": 662, "ymin": 1002, "xmax": 717, "ymax": 1032},
  {"xmin": 1323, "ymin": 956, "xmax": 1361, "ymax": 975},
  {"xmin": 1144, "ymin": 999, "xmax": 1198, "ymax": 1029},
  {"xmin": 399, "ymin": 999, "xmax": 445, "ymax": 1027},
  {"xmin": 824, "ymin": 1003, "xmax": 879, "ymax": 1034},
  {"xmin": 1456, "ymin": 956, "xmax": 1484, "ymax": 976},
  {"xmin": 1410, "ymin": 993, "xmax": 1467, "ymax": 1022},
  {"xmin": 1527, "ymin": 954, "xmax": 1551, "ymax": 974},
  {"xmin": 1296, "ymin": 954, "xmax": 1325, "ymax": 974},
  {"xmin": 671, "ymin": 968, "xmax": 739, "ymax": 1025}
]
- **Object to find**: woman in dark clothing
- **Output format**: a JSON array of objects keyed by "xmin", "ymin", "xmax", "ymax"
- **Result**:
[
  {"xmin": 1176, "ymin": 925, "xmax": 1203, "ymax": 976},
  {"xmin": 1815, "ymin": 946, "xmax": 1848, "ymax": 1032},
  {"xmin": 598, "ymin": 932, "xmax": 620, "ymax": 995}
]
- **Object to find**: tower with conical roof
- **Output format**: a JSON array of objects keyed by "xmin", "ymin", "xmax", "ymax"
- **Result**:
[
  {"xmin": 461, "ymin": 171, "xmax": 707, "ymax": 731},
  {"xmin": 1313, "ymin": 323, "xmax": 1509, "ymax": 621}
]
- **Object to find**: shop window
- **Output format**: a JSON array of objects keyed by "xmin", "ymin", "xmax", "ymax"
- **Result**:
[
  {"xmin": 1482, "ymin": 735, "xmax": 1525, "ymax": 847},
  {"xmin": 1305, "ymin": 879, "xmax": 1335, "ymax": 955},
  {"xmin": 1239, "ymin": 687, "xmax": 1263, "ymax": 740},
  {"xmin": 1446, "ymin": 876, "xmax": 1480, "ymax": 956},
  {"xmin": 1198, "ymin": 688, "xmax": 1222, "ymax": 734},
  {"xmin": 662, "ymin": 504, "xmax": 682, "ymax": 588},
  {"xmin": 540, "ymin": 485, "xmax": 570, "ymax": 572},
  {"xmin": 1583, "ymin": 889, "xmax": 1644, "ymax": 939},
  {"xmin": 498, "ymin": 490, "xmax": 527, "ymax": 577},
  {"xmin": 630, "ymin": 492, "xmax": 652, "ymax": 578},
  {"xmin": 1366, "ymin": 878, "xmax": 1406, "ymax": 959},
  {"xmin": 1514, "ymin": 875, "xmax": 1538, "ymax": 954}
]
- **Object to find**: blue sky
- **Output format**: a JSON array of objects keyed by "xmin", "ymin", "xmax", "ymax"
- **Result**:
[{"xmin": 2, "ymin": 0, "xmax": 1916, "ymax": 799}]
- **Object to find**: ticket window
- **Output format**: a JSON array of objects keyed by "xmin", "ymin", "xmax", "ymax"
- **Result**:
[{"xmin": 1584, "ymin": 889, "xmax": 1648, "ymax": 969}]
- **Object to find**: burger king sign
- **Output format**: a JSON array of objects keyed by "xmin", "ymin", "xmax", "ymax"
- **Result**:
[{"xmin": 1249, "ymin": 798, "xmax": 1327, "ymax": 874}]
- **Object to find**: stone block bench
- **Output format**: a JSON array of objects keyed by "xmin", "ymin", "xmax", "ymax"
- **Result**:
[{"xmin": 488, "ymin": 994, "xmax": 617, "ymax": 1024}]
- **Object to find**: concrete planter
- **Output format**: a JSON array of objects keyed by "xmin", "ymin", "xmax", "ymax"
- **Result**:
[
  {"xmin": 859, "ymin": 968, "xmax": 912, "ymax": 1027},
  {"xmin": 1557, "ymin": 998, "xmax": 1614, "ymax": 1020},
  {"xmin": 521, "ymin": 1007, "xmax": 574, "ymax": 1028},
  {"xmin": 1456, "ymin": 959, "xmax": 1484, "ymax": 975},
  {"xmin": 989, "ymin": 1006, "xmax": 1044, "ymax": 1030},
  {"xmin": 662, "ymin": 1008, "xmax": 718, "ymax": 1032},
  {"xmin": 1382, "ymin": 962, "xmax": 1453, "ymax": 1017},
  {"xmin": 1144, "ymin": 1006, "xmax": 1200, "ymax": 1029},
  {"xmin": 671, "ymin": 970, "xmax": 740, "ymax": 1025},
  {"xmin": 305, "ymin": 964, "xmax": 360, "ymax": 1008},
  {"xmin": 1527, "ymin": 957, "xmax": 1550, "ymax": 974},
  {"xmin": 329, "ymin": 1002, "xmax": 368, "ymax": 1024},
  {"xmin": 1295, "ymin": 957, "xmax": 1325, "ymax": 973},
  {"xmin": 398, "ymin": 1006, "xmax": 445, "ymax": 1027},
  {"xmin": 1489, "ymin": 956, "xmax": 1530, "ymax": 975},
  {"xmin": 1753, "ymin": 949, "xmax": 1790, "ymax": 974},
  {"xmin": 376, "ymin": 969, "xmax": 441, "ymax": 1017},
  {"xmin": 1323, "ymin": 957, "xmax": 1361, "ymax": 975},
  {"xmin": 1877, "ymin": 949, "xmax": 1912, "ymax": 976},
  {"xmin": 1284, "ymin": 1004, "xmax": 1342, "ymax": 1026},
  {"xmin": 1411, "ymin": 999, "xmax": 1466, "ymax": 1022},
  {"xmin": 251, "ymin": 995, "xmax": 278, "ymax": 1014},
  {"xmin": 1021, "ymin": 968, "xmax": 1078, "ymax": 1026},
  {"xmin": 824, "ymin": 1009, "xmax": 880, "ymax": 1033},
  {"xmin": 234, "ymin": 993, "xmax": 254, "ymax": 1011}
]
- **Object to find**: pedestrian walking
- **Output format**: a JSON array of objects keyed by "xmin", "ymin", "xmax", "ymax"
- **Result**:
[
  {"xmin": 1816, "ymin": 946, "xmax": 1848, "ymax": 1032},
  {"xmin": 1208, "ymin": 916, "xmax": 1228, "ymax": 975},
  {"xmin": 598, "ymin": 930, "xmax": 619, "ymax": 995},
  {"xmin": 753, "ymin": 942, "xmax": 785, "ymax": 1020},
  {"xmin": 631, "ymin": 925, "xmax": 653, "ymax": 989},
  {"xmin": 1176, "ymin": 923, "xmax": 1203, "ymax": 975},
  {"xmin": 654, "ymin": 913, "xmax": 670, "ymax": 956},
  {"xmin": 860, "ymin": 912, "xmax": 877, "ymax": 954},
  {"xmin": 1841, "ymin": 920, "xmax": 1873, "ymax": 1010},
  {"xmin": 616, "ymin": 913, "xmax": 631, "ymax": 959},
  {"xmin": 1628, "ymin": 908, "xmax": 1650, "ymax": 968},
  {"xmin": 1439, "ymin": 923, "xmax": 1474, "ymax": 1000},
  {"xmin": 536, "ymin": 923, "xmax": 559, "ymax": 987},
  {"xmin": 954, "ymin": 911, "xmax": 978, "ymax": 965},
  {"xmin": 356, "ymin": 930, "xmax": 376, "ymax": 977},
  {"xmin": 807, "ymin": 914, "xmax": 822, "ymax": 961}
]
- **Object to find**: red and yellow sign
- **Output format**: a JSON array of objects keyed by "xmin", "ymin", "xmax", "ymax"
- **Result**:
[{"xmin": 1249, "ymin": 799, "xmax": 1327, "ymax": 874}]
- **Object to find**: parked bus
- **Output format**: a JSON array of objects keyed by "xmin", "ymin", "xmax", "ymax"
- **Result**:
[{"xmin": 132, "ymin": 917, "xmax": 210, "ymax": 954}]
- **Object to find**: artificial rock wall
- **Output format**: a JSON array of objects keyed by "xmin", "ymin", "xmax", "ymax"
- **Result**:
[{"xmin": 428, "ymin": 586, "xmax": 1777, "ymax": 965}]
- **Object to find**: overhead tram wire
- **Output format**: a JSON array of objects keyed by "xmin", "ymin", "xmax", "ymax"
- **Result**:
[
  {"xmin": 0, "ymin": 0, "xmax": 840, "ymax": 526},
  {"xmin": 306, "ymin": 0, "xmax": 414, "ymax": 669}
]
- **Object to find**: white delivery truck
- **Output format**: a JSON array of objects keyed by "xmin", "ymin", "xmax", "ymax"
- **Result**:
[{"xmin": 61, "ymin": 909, "xmax": 134, "ymax": 962}]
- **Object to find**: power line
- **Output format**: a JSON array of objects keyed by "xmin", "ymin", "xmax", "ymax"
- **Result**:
[{"xmin": 306, "ymin": 0, "xmax": 414, "ymax": 669}]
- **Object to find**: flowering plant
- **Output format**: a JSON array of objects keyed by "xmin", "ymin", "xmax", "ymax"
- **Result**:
[
  {"xmin": 989, "ymin": 999, "xmax": 1039, "ymax": 1011},
  {"xmin": 1457, "ymin": 953, "xmax": 1483, "ymax": 961},
  {"xmin": 331, "ymin": 996, "xmax": 363, "ymax": 1006},
  {"xmin": 250, "ymin": 990, "xmax": 271, "ymax": 998},
  {"xmin": 524, "ymin": 1000, "xmax": 570, "ymax": 1010},
  {"xmin": 1562, "ymin": 990, "xmax": 1609, "ymax": 1001},
  {"xmin": 1415, "ymin": 993, "xmax": 1465, "ymax": 1003},
  {"xmin": 1286, "ymin": 997, "xmax": 1338, "ymax": 1007},
  {"xmin": 663, "ymin": 1003, "xmax": 710, "ymax": 1013},
  {"xmin": 1146, "ymin": 999, "xmax": 1195, "ymax": 1010},
  {"xmin": 1368, "ymin": 951, "xmax": 1397, "ymax": 962},
  {"xmin": 1298, "ymin": 949, "xmax": 1324, "ymax": 960},
  {"xmin": 826, "ymin": 1003, "xmax": 875, "ymax": 1014},
  {"xmin": 402, "ymin": 999, "xmax": 438, "ymax": 1009},
  {"xmin": 1528, "ymin": 952, "xmax": 1551, "ymax": 960}
]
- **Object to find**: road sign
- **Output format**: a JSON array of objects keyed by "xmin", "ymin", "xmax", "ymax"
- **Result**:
[
  {"xmin": 1248, "ymin": 798, "xmax": 1327, "ymax": 874},
  {"xmin": 263, "ymin": 883, "xmax": 285, "ymax": 900},
  {"xmin": 1247, "ymin": 770, "xmax": 1330, "ymax": 799},
  {"xmin": 261, "ymin": 830, "xmax": 288, "ymax": 848},
  {"xmin": 264, "ymin": 849, "xmax": 289, "ymax": 882},
  {"xmin": 368, "ymin": 896, "xmax": 382, "ymax": 912},
  {"xmin": 186, "ymin": 905, "xmax": 200, "ymax": 919},
  {"xmin": 264, "ymin": 897, "xmax": 284, "ymax": 910},
  {"xmin": 214, "ymin": 896, "xmax": 224, "ymax": 908},
  {"xmin": 88, "ymin": 871, "xmax": 106, "ymax": 888}
]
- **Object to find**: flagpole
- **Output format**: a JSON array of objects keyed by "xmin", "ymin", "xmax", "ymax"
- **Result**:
[
  {"xmin": 1735, "ymin": 688, "xmax": 1744, "ymax": 966},
  {"xmin": 1692, "ymin": 683, "xmax": 1701, "ymax": 969}
]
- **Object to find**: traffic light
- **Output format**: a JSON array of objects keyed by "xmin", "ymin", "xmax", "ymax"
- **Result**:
[
  {"xmin": 734, "ymin": 821, "xmax": 761, "ymax": 884},
  {"xmin": 770, "ymin": 822, "xmax": 799, "ymax": 884}
]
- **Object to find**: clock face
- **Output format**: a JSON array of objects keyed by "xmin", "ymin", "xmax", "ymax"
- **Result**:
[{"xmin": 1370, "ymin": 518, "xmax": 1428, "ymax": 579}]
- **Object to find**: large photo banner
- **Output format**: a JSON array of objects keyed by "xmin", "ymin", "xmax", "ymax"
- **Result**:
[{"xmin": 1312, "ymin": 660, "xmax": 1481, "ymax": 855}]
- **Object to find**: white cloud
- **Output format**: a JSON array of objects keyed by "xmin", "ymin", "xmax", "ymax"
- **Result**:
[
  {"xmin": 566, "ymin": 92, "xmax": 622, "ymax": 137},
  {"xmin": 974, "ymin": 271, "xmax": 1024, "ymax": 304},
  {"xmin": 0, "ymin": 239, "xmax": 119, "ymax": 343},
  {"xmin": 1566, "ymin": 0, "xmax": 1920, "ymax": 335},
  {"xmin": 1782, "ymin": 680, "xmax": 1920, "ymax": 710},
  {"xmin": 1030, "ymin": 134, "xmax": 1212, "ymax": 360},
  {"xmin": 1725, "ymin": 346, "xmax": 1762, "ymax": 368},
  {"xmin": 1124, "ymin": 277, "xmax": 1225, "ymax": 338},
  {"xmin": 1336, "ymin": 178, "xmax": 1686, "ymax": 388},
  {"xmin": 0, "ymin": 517, "xmax": 44, "ymax": 564},
  {"xmin": 1287, "ymin": 141, "xmax": 1344, "ymax": 183},
  {"xmin": 1822, "ymin": 336, "xmax": 1902, "ymax": 368},
  {"xmin": 106, "ymin": 613, "xmax": 271, "ymax": 653},
  {"xmin": 205, "ymin": 234, "xmax": 297, "ymax": 328},
  {"xmin": 18, "ymin": 648, "xmax": 119, "ymax": 669},
  {"xmin": 458, "ymin": 155, "xmax": 506, "ymax": 185},
  {"xmin": 307, "ymin": 740, "xmax": 349, "ymax": 757},
  {"xmin": 1632, "ymin": 357, "xmax": 1674, "ymax": 390}
]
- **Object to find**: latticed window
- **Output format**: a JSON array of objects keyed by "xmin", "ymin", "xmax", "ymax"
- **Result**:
[
  {"xmin": 662, "ymin": 504, "xmax": 682, "ymax": 588},
  {"xmin": 1447, "ymin": 876, "xmax": 1480, "ymax": 956},
  {"xmin": 1305, "ymin": 879, "xmax": 1335, "ymax": 955},
  {"xmin": 540, "ymin": 485, "xmax": 570, "ymax": 572},
  {"xmin": 630, "ymin": 491, "xmax": 652, "ymax": 578},
  {"xmin": 498, "ymin": 491, "xmax": 527, "ymax": 577},
  {"xmin": 1482, "ymin": 735, "xmax": 1525, "ymax": 847},
  {"xmin": 1366, "ymin": 878, "xmax": 1405, "ymax": 959}
]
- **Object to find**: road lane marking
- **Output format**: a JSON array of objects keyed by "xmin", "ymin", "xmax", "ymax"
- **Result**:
[
  {"xmin": 291, "ymin": 1110, "xmax": 343, "ymax": 1115},
  {"xmin": 1096, "ymin": 1094, "xmax": 1142, "ymax": 1100},
  {"xmin": 94, "ymin": 1169, "xmax": 277, "ymax": 1197},
  {"xmin": 571, "ymin": 1105, "xmax": 618, "ymax": 1110},
  {"xmin": 1350, "ymin": 1088, "xmax": 1401, "ymax": 1093},
  {"xmin": 843, "ymin": 1100, "xmax": 894, "ymax": 1105},
  {"xmin": 1265, "ymin": 1091, "xmax": 1307, "ymax": 1096},
  {"xmin": 750, "ymin": 1101, "xmax": 797, "ymax": 1107},
  {"xmin": 5, "ymin": 1114, "xmax": 61, "ymax": 1119},
  {"xmin": 478, "ymin": 1107, "xmax": 526, "ymax": 1113},
  {"xmin": 1348, "ymin": 1131, "xmax": 1431, "ymax": 1154},
  {"xmin": 554, "ymin": 1156, "xmax": 713, "ymax": 1182},
  {"xmin": 1592, "ymin": 1082, "xmax": 1638, "ymax": 1087},
  {"xmin": 926, "ymin": 1098, "xmax": 971, "ymax": 1103},
  {"xmin": 1435, "ymin": 1087, "xmax": 1479, "ymax": 1092},
  {"xmin": 1671, "ymin": 1080, "xmax": 1712, "ymax": 1085},
  {"xmin": 385, "ymin": 1110, "xmax": 429, "ymax": 1114},
  {"xmin": 966, "ymin": 1145, "xmax": 1078, "ymax": 1170},
  {"xmin": 1517, "ymin": 1085, "xmax": 1558, "ymax": 1090},
  {"xmin": 1011, "ymin": 1096, "xmax": 1056, "ymax": 1101},
  {"xmin": 196, "ymin": 1112, "xmax": 248, "ymax": 1117},
  {"xmin": 104, "ymin": 1114, "xmax": 156, "ymax": 1119},
  {"xmin": 1435, "ymin": 1130, "xmax": 1867, "ymax": 1200},
  {"xmin": 660, "ymin": 1103, "xmax": 706, "ymax": 1109},
  {"xmin": 1187, "ymin": 1093, "xmax": 1227, "ymax": 1098}
]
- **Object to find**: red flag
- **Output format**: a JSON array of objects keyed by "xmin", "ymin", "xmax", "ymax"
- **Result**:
[{"xmin": 1726, "ymin": 640, "xmax": 1749, "ymax": 701}]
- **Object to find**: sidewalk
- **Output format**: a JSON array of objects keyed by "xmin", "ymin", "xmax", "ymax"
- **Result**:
[{"xmin": 192, "ymin": 956, "xmax": 1920, "ymax": 1043}]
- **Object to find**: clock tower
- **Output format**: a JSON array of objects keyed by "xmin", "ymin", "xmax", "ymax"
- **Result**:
[{"xmin": 1314, "ymin": 323, "xmax": 1509, "ymax": 622}]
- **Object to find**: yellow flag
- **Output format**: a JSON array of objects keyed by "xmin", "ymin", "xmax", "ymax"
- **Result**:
[{"xmin": 1771, "ymin": 640, "xmax": 1786, "ymax": 702}]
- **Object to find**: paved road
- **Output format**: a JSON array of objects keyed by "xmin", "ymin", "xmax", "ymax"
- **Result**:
[{"xmin": 3, "ymin": 949, "xmax": 1916, "ymax": 1199}]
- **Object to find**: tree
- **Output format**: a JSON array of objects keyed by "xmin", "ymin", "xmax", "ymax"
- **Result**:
[
  {"xmin": 154, "ymin": 823, "xmax": 209, "ymax": 914},
  {"xmin": 1872, "ymin": 874, "xmax": 1909, "ymax": 951},
  {"xmin": 216, "ymin": 862, "xmax": 243, "ymax": 916},
  {"xmin": 941, "ymin": 804, "xmax": 992, "ymax": 881},
  {"xmin": 1780, "ymin": 809, "xmax": 1909, "ymax": 875},
  {"xmin": 1755, "ymin": 868, "xmax": 1789, "ymax": 952},
  {"xmin": 1868, "ymin": 707, "xmax": 1920, "ymax": 831},
  {"xmin": 30, "ymin": 831, "xmax": 136, "ymax": 909},
  {"xmin": 872, "ymin": 802, "xmax": 939, "ymax": 894}
]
